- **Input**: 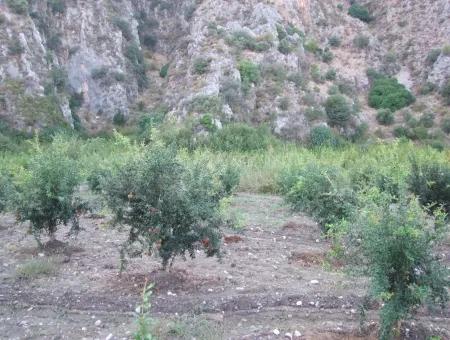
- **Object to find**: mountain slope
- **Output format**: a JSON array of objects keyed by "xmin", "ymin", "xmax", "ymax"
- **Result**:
[{"xmin": 0, "ymin": 0, "xmax": 449, "ymax": 139}]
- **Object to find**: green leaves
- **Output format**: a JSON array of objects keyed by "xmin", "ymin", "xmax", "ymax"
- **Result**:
[
  {"xmin": 15, "ymin": 137, "xmax": 82, "ymax": 241},
  {"xmin": 104, "ymin": 146, "xmax": 237, "ymax": 269},
  {"xmin": 238, "ymin": 60, "xmax": 260, "ymax": 94},
  {"xmin": 368, "ymin": 76, "xmax": 415, "ymax": 111},
  {"xmin": 0, "ymin": 171, "xmax": 15, "ymax": 213},
  {"xmin": 280, "ymin": 164, "xmax": 357, "ymax": 230},
  {"xmin": 278, "ymin": 148, "xmax": 449, "ymax": 339},
  {"xmin": 209, "ymin": 124, "xmax": 274, "ymax": 152},
  {"xmin": 134, "ymin": 281, "xmax": 155, "ymax": 340},
  {"xmin": 348, "ymin": 4, "xmax": 373, "ymax": 23},
  {"xmin": 408, "ymin": 159, "xmax": 450, "ymax": 213},
  {"xmin": 325, "ymin": 95, "xmax": 352, "ymax": 127},
  {"xmin": 347, "ymin": 196, "xmax": 449, "ymax": 340}
]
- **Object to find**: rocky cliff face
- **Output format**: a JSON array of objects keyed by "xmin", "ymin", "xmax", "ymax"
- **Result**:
[{"xmin": 0, "ymin": 0, "xmax": 449, "ymax": 138}]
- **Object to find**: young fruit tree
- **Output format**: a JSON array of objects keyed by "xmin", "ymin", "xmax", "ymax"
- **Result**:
[
  {"xmin": 103, "ymin": 146, "xmax": 239, "ymax": 270},
  {"xmin": 15, "ymin": 143, "xmax": 83, "ymax": 246},
  {"xmin": 348, "ymin": 195, "xmax": 449, "ymax": 340}
]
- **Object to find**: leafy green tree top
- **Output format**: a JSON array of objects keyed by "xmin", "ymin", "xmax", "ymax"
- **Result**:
[
  {"xmin": 348, "ymin": 4, "xmax": 373, "ymax": 23},
  {"xmin": 15, "ymin": 139, "xmax": 83, "ymax": 244},
  {"xmin": 281, "ymin": 163, "xmax": 356, "ymax": 230},
  {"xmin": 104, "ymin": 146, "xmax": 238, "ymax": 270},
  {"xmin": 368, "ymin": 76, "xmax": 415, "ymax": 111},
  {"xmin": 325, "ymin": 94, "xmax": 352, "ymax": 127}
]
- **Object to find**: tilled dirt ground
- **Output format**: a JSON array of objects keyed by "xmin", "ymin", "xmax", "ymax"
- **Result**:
[{"xmin": 0, "ymin": 193, "xmax": 449, "ymax": 340}]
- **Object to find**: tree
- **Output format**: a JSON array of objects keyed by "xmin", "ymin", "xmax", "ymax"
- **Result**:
[
  {"xmin": 368, "ymin": 76, "xmax": 415, "ymax": 111},
  {"xmin": 348, "ymin": 4, "xmax": 373, "ymax": 23},
  {"xmin": 103, "ymin": 146, "xmax": 237, "ymax": 270},
  {"xmin": 15, "ymin": 140, "xmax": 83, "ymax": 245},
  {"xmin": 281, "ymin": 163, "xmax": 356, "ymax": 230},
  {"xmin": 325, "ymin": 95, "xmax": 352, "ymax": 127},
  {"xmin": 348, "ymin": 196, "xmax": 449, "ymax": 340}
]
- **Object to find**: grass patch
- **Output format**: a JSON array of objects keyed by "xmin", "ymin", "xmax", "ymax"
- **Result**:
[
  {"xmin": 152, "ymin": 315, "xmax": 224, "ymax": 339},
  {"xmin": 15, "ymin": 258, "xmax": 58, "ymax": 280}
]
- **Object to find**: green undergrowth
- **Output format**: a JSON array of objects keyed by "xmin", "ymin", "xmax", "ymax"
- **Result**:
[
  {"xmin": 1, "ymin": 132, "xmax": 447, "ymax": 195},
  {"xmin": 1, "ymin": 126, "xmax": 449, "ymax": 340}
]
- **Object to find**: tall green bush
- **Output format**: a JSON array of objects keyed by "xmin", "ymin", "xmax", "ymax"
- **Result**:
[
  {"xmin": 113, "ymin": 111, "xmax": 127, "ymax": 126},
  {"xmin": 226, "ymin": 31, "xmax": 272, "ymax": 52},
  {"xmin": 348, "ymin": 197, "xmax": 448, "ymax": 340},
  {"xmin": 103, "ymin": 147, "xmax": 235, "ymax": 269},
  {"xmin": 308, "ymin": 126, "xmax": 340, "ymax": 148},
  {"xmin": 281, "ymin": 164, "xmax": 356, "ymax": 229},
  {"xmin": 348, "ymin": 4, "xmax": 372, "ymax": 23},
  {"xmin": 137, "ymin": 110, "xmax": 166, "ymax": 142},
  {"xmin": 238, "ymin": 60, "xmax": 260, "ymax": 93},
  {"xmin": 188, "ymin": 95, "xmax": 222, "ymax": 116},
  {"xmin": 159, "ymin": 63, "xmax": 169, "ymax": 78},
  {"xmin": 368, "ymin": 76, "xmax": 415, "ymax": 111},
  {"xmin": 325, "ymin": 95, "xmax": 352, "ymax": 127},
  {"xmin": 15, "ymin": 139, "xmax": 83, "ymax": 244}
]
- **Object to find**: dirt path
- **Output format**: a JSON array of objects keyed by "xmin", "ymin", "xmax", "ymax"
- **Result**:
[{"xmin": 0, "ymin": 194, "xmax": 449, "ymax": 339}]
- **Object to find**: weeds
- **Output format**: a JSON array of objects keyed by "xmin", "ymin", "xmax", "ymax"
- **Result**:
[
  {"xmin": 134, "ymin": 281, "xmax": 155, "ymax": 340},
  {"xmin": 15, "ymin": 258, "xmax": 58, "ymax": 280}
]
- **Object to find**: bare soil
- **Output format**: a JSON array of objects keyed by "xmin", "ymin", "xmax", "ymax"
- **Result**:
[{"xmin": 0, "ymin": 193, "xmax": 449, "ymax": 340}]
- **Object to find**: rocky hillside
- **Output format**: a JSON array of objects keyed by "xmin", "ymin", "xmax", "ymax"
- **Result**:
[{"xmin": 0, "ymin": 0, "xmax": 449, "ymax": 139}]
